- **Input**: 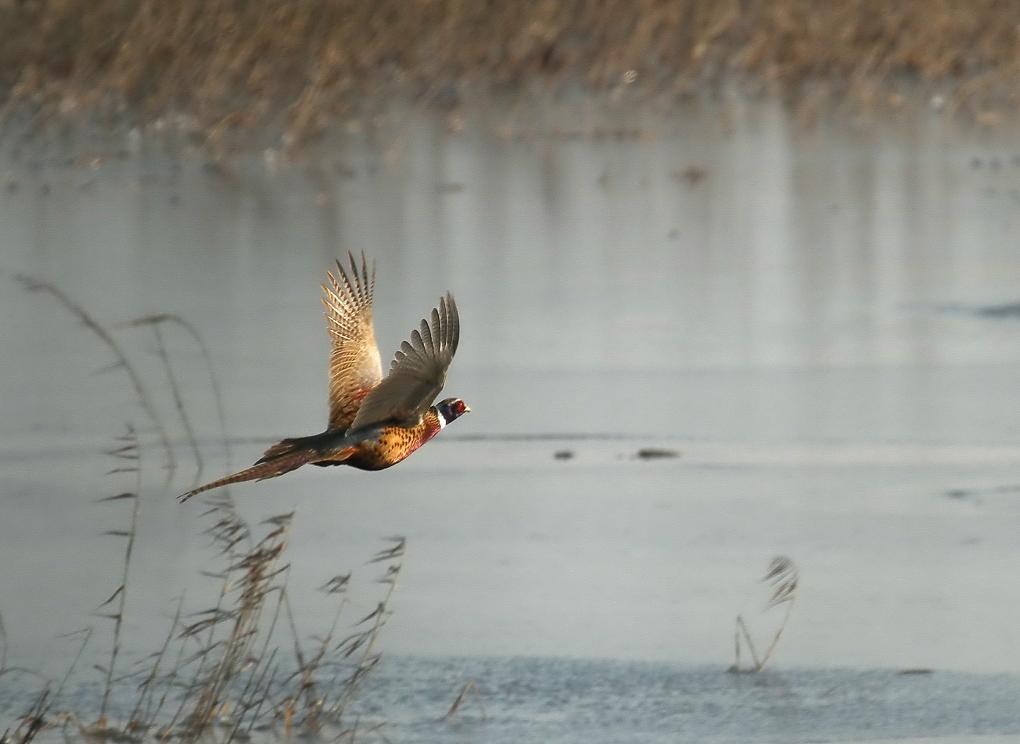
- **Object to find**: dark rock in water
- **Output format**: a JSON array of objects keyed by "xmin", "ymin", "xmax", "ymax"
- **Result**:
[
  {"xmin": 553, "ymin": 449, "xmax": 574, "ymax": 460},
  {"xmin": 942, "ymin": 483, "xmax": 1020, "ymax": 501},
  {"xmin": 673, "ymin": 165, "xmax": 707, "ymax": 185},
  {"xmin": 935, "ymin": 301, "xmax": 1020, "ymax": 319},
  {"xmin": 975, "ymin": 302, "xmax": 1020, "ymax": 318},
  {"xmin": 898, "ymin": 668, "xmax": 934, "ymax": 675},
  {"xmin": 635, "ymin": 447, "xmax": 680, "ymax": 460}
]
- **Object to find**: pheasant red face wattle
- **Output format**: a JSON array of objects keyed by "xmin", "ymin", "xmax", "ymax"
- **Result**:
[{"xmin": 437, "ymin": 397, "xmax": 471, "ymax": 426}]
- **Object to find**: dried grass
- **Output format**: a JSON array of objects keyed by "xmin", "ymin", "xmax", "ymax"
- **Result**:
[
  {"xmin": 3, "ymin": 275, "xmax": 402, "ymax": 743},
  {"xmin": 94, "ymin": 426, "xmax": 141, "ymax": 728},
  {"xmin": 2, "ymin": 0, "xmax": 1019, "ymax": 153},
  {"xmin": 729, "ymin": 555, "xmax": 799, "ymax": 674},
  {"xmin": 440, "ymin": 679, "xmax": 485, "ymax": 724},
  {"xmin": 15, "ymin": 276, "xmax": 174, "ymax": 474}
]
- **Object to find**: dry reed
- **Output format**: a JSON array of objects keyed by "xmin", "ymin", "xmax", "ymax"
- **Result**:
[
  {"xmin": 125, "ymin": 314, "xmax": 234, "ymax": 475},
  {"xmin": 93, "ymin": 426, "xmax": 141, "ymax": 729},
  {"xmin": 2, "ymin": 1, "xmax": 1019, "ymax": 153},
  {"xmin": 15, "ymin": 275, "xmax": 175, "ymax": 475},
  {"xmin": 2, "ymin": 276, "xmax": 401, "ymax": 742},
  {"xmin": 441, "ymin": 679, "xmax": 485, "ymax": 724},
  {"xmin": 730, "ymin": 555, "xmax": 799, "ymax": 674}
]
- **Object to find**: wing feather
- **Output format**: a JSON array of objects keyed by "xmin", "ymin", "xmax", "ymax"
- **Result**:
[
  {"xmin": 323, "ymin": 253, "xmax": 383, "ymax": 430},
  {"xmin": 349, "ymin": 293, "xmax": 460, "ymax": 431}
]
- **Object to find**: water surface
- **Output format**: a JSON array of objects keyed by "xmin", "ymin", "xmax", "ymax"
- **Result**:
[{"xmin": 1, "ymin": 98, "xmax": 1020, "ymax": 738}]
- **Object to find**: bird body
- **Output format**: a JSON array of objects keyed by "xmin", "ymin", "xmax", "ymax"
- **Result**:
[
  {"xmin": 179, "ymin": 255, "xmax": 468, "ymax": 502},
  {"xmin": 322, "ymin": 407, "xmax": 448, "ymax": 470}
]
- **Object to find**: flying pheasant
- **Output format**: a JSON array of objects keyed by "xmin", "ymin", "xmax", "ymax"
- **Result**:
[{"xmin": 179, "ymin": 254, "xmax": 469, "ymax": 502}]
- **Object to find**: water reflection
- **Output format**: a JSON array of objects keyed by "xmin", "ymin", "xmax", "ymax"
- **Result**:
[{"xmin": 1, "ymin": 97, "xmax": 1019, "ymax": 678}]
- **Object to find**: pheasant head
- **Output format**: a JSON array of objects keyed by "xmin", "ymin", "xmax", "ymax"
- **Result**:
[{"xmin": 436, "ymin": 397, "xmax": 471, "ymax": 427}]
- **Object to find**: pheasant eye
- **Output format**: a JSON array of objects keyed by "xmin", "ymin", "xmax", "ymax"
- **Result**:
[{"xmin": 453, "ymin": 400, "xmax": 465, "ymax": 415}]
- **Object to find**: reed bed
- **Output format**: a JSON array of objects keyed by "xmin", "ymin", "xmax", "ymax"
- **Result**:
[
  {"xmin": 3, "ymin": 276, "xmax": 404, "ymax": 743},
  {"xmin": 2, "ymin": 0, "xmax": 1019, "ymax": 153}
]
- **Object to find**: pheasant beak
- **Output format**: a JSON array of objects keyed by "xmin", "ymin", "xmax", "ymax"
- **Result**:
[{"xmin": 462, "ymin": 404, "xmax": 471, "ymax": 413}]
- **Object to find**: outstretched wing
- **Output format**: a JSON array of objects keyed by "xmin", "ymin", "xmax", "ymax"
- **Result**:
[
  {"xmin": 322, "ymin": 253, "xmax": 383, "ymax": 430},
  {"xmin": 348, "ymin": 293, "xmax": 460, "ymax": 431}
]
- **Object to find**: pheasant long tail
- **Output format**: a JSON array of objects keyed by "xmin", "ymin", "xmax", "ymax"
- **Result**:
[{"xmin": 178, "ymin": 449, "xmax": 316, "ymax": 503}]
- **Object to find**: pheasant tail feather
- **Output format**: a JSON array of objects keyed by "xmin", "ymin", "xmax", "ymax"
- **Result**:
[
  {"xmin": 178, "ymin": 450, "xmax": 315, "ymax": 503},
  {"xmin": 258, "ymin": 438, "xmax": 302, "ymax": 463}
]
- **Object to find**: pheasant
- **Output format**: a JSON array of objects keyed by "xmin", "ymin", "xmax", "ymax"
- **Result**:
[{"xmin": 179, "ymin": 253, "xmax": 469, "ymax": 502}]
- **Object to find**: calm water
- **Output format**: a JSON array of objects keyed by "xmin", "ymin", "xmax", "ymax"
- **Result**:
[
  {"xmin": 2, "ymin": 97, "xmax": 1020, "ymax": 740},
  {"xmin": 5, "ymin": 656, "xmax": 1020, "ymax": 744}
]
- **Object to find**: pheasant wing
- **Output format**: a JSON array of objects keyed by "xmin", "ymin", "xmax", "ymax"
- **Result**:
[
  {"xmin": 322, "ymin": 253, "xmax": 383, "ymax": 430},
  {"xmin": 349, "ymin": 293, "xmax": 460, "ymax": 431}
]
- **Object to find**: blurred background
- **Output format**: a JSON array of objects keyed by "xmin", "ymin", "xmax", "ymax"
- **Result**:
[{"xmin": 2, "ymin": 2, "xmax": 1020, "ymax": 742}]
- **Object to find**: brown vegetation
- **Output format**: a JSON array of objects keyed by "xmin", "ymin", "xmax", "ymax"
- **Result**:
[
  {"xmin": 2, "ymin": 276, "xmax": 405, "ymax": 742},
  {"xmin": 729, "ymin": 555, "xmax": 799, "ymax": 674},
  {"xmin": 2, "ymin": 0, "xmax": 1020, "ymax": 151}
]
